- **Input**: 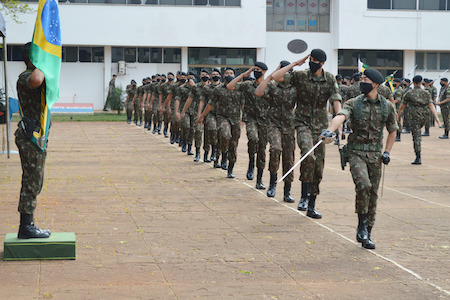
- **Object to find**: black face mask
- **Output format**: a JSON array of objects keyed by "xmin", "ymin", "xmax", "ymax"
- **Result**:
[
  {"xmin": 180, "ymin": 79, "xmax": 186, "ymax": 83},
  {"xmin": 253, "ymin": 71, "xmax": 263, "ymax": 80},
  {"xmin": 309, "ymin": 61, "xmax": 321, "ymax": 74},
  {"xmin": 168, "ymin": 78, "xmax": 174, "ymax": 82},
  {"xmin": 161, "ymin": 79, "xmax": 166, "ymax": 83},
  {"xmin": 157, "ymin": 79, "xmax": 160, "ymax": 82},
  {"xmin": 225, "ymin": 75, "xmax": 234, "ymax": 83},
  {"xmin": 212, "ymin": 76, "xmax": 220, "ymax": 82},
  {"xmin": 441, "ymin": 82, "xmax": 446, "ymax": 87},
  {"xmin": 402, "ymin": 84, "xmax": 407, "ymax": 88},
  {"xmin": 360, "ymin": 82, "xmax": 373, "ymax": 95},
  {"xmin": 201, "ymin": 76, "xmax": 209, "ymax": 82}
]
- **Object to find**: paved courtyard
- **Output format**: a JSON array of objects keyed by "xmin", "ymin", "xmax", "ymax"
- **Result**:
[{"xmin": 1, "ymin": 121, "xmax": 449, "ymax": 299}]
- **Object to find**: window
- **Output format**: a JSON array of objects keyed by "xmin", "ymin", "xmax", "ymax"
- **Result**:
[
  {"xmin": 150, "ymin": 48, "xmax": 162, "ymax": 63},
  {"xmin": 440, "ymin": 53, "xmax": 450, "ymax": 69},
  {"xmin": 427, "ymin": 53, "xmax": 438, "ymax": 70},
  {"xmin": 92, "ymin": 47, "xmax": 104, "ymax": 62},
  {"xmin": 368, "ymin": 0, "xmax": 390, "ymax": 9},
  {"xmin": 124, "ymin": 47, "xmax": 136, "ymax": 62},
  {"xmin": 112, "ymin": 47, "xmax": 124, "ymax": 62},
  {"xmin": 164, "ymin": 48, "xmax": 181, "ymax": 63},
  {"xmin": 416, "ymin": 52, "xmax": 424, "ymax": 69},
  {"xmin": 369, "ymin": 0, "xmax": 450, "ymax": 10},
  {"xmin": 79, "ymin": 47, "xmax": 92, "ymax": 62},
  {"xmin": 392, "ymin": 0, "xmax": 416, "ymax": 9},
  {"xmin": 415, "ymin": 52, "xmax": 450, "ymax": 70},
  {"xmin": 267, "ymin": 0, "xmax": 330, "ymax": 32},
  {"xmin": 188, "ymin": 47, "xmax": 256, "ymax": 68},
  {"xmin": 419, "ymin": 0, "xmax": 447, "ymax": 10},
  {"xmin": 138, "ymin": 48, "xmax": 150, "ymax": 63},
  {"xmin": 35, "ymin": 0, "xmax": 242, "ymax": 5},
  {"xmin": 63, "ymin": 47, "xmax": 78, "ymax": 62}
]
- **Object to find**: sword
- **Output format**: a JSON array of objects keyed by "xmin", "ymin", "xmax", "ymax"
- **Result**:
[
  {"xmin": 278, "ymin": 140, "xmax": 323, "ymax": 183},
  {"xmin": 380, "ymin": 163, "xmax": 386, "ymax": 197}
]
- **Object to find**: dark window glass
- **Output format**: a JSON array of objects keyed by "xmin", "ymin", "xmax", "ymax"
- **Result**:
[
  {"xmin": 368, "ymin": 0, "xmax": 390, "ymax": 9},
  {"xmin": 209, "ymin": 0, "xmax": 224, "ymax": 5},
  {"xmin": 70, "ymin": 0, "xmax": 87, "ymax": 3},
  {"xmin": 138, "ymin": 48, "xmax": 150, "ymax": 63},
  {"xmin": 440, "ymin": 53, "xmax": 450, "ymax": 69},
  {"xmin": 188, "ymin": 47, "xmax": 256, "ymax": 66},
  {"xmin": 175, "ymin": 0, "xmax": 192, "ymax": 4},
  {"xmin": 427, "ymin": 53, "xmax": 438, "ymax": 69},
  {"xmin": 225, "ymin": 0, "xmax": 240, "ymax": 6},
  {"xmin": 11, "ymin": 45, "xmax": 24, "ymax": 61},
  {"xmin": 419, "ymin": 0, "xmax": 446, "ymax": 10},
  {"xmin": 79, "ymin": 47, "xmax": 92, "ymax": 62},
  {"xmin": 92, "ymin": 47, "xmax": 104, "ymax": 62},
  {"xmin": 124, "ymin": 47, "xmax": 136, "ymax": 62},
  {"xmin": 144, "ymin": 0, "xmax": 158, "ymax": 3},
  {"xmin": 128, "ymin": 0, "xmax": 141, "ymax": 4},
  {"xmin": 108, "ymin": 0, "xmax": 127, "ymax": 3},
  {"xmin": 88, "ymin": 0, "xmax": 108, "ymax": 3},
  {"xmin": 65, "ymin": 46, "xmax": 78, "ymax": 62},
  {"xmin": 160, "ymin": 0, "xmax": 176, "ymax": 4},
  {"xmin": 416, "ymin": 52, "xmax": 425, "ymax": 69},
  {"xmin": 150, "ymin": 48, "xmax": 162, "ymax": 63},
  {"xmin": 392, "ymin": 0, "xmax": 416, "ymax": 9},
  {"xmin": 164, "ymin": 48, "xmax": 181, "ymax": 63},
  {"xmin": 112, "ymin": 47, "xmax": 124, "ymax": 62},
  {"xmin": 194, "ymin": 0, "xmax": 207, "ymax": 4}
]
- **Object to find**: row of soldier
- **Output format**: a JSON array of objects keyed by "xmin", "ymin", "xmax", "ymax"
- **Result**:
[{"xmin": 118, "ymin": 49, "xmax": 449, "ymax": 249}]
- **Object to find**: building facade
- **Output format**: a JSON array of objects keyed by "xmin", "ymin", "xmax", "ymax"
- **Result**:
[{"xmin": 2, "ymin": 0, "xmax": 450, "ymax": 109}]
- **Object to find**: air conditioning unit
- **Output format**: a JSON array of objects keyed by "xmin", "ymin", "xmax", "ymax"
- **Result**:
[{"xmin": 118, "ymin": 60, "xmax": 126, "ymax": 75}]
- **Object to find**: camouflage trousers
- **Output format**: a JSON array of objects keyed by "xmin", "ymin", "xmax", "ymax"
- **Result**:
[
  {"xmin": 152, "ymin": 105, "xmax": 162, "ymax": 124},
  {"xmin": 133, "ymin": 102, "xmax": 142, "ymax": 121},
  {"xmin": 349, "ymin": 150, "xmax": 382, "ymax": 227},
  {"xmin": 163, "ymin": 109, "xmax": 171, "ymax": 126},
  {"xmin": 296, "ymin": 123, "xmax": 325, "ymax": 196},
  {"xmin": 424, "ymin": 104, "xmax": 436, "ymax": 131},
  {"xmin": 217, "ymin": 116, "xmax": 241, "ymax": 164},
  {"xmin": 441, "ymin": 104, "xmax": 450, "ymax": 131},
  {"xmin": 203, "ymin": 114, "xmax": 217, "ymax": 152},
  {"xmin": 268, "ymin": 124, "xmax": 295, "ymax": 183},
  {"xmin": 126, "ymin": 101, "xmax": 133, "ymax": 120},
  {"xmin": 15, "ymin": 128, "xmax": 47, "ymax": 215},
  {"xmin": 181, "ymin": 114, "xmax": 193, "ymax": 145},
  {"xmin": 144, "ymin": 107, "xmax": 152, "ymax": 124},
  {"xmin": 194, "ymin": 121, "xmax": 204, "ymax": 148},
  {"xmin": 245, "ymin": 118, "xmax": 268, "ymax": 170},
  {"xmin": 409, "ymin": 113, "xmax": 428, "ymax": 153}
]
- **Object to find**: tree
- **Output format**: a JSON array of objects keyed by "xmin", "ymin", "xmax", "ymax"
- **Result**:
[
  {"xmin": 1, "ymin": 0, "xmax": 34, "ymax": 23},
  {"xmin": 109, "ymin": 86, "xmax": 125, "ymax": 115}
]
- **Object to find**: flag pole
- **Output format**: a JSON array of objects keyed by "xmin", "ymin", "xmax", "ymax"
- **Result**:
[{"xmin": 2, "ymin": 34, "xmax": 10, "ymax": 158}]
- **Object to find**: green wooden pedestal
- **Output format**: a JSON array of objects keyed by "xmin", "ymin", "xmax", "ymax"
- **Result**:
[{"xmin": 3, "ymin": 232, "xmax": 76, "ymax": 261}]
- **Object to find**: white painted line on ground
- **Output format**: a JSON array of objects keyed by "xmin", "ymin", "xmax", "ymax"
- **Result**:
[{"xmin": 393, "ymin": 157, "xmax": 450, "ymax": 173}]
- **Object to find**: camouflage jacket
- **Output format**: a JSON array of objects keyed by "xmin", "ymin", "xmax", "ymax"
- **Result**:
[
  {"xmin": 377, "ymin": 84, "xmax": 392, "ymax": 100},
  {"xmin": 262, "ymin": 80, "xmax": 296, "ymax": 129},
  {"xmin": 188, "ymin": 82, "xmax": 210, "ymax": 116},
  {"xmin": 108, "ymin": 79, "xmax": 115, "ymax": 93},
  {"xmin": 393, "ymin": 86, "xmax": 403, "ymax": 109},
  {"xmin": 338, "ymin": 94, "xmax": 398, "ymax": 152},
  {"xmin": 174, "ymin": 83, "xmax": 190, "ymax": 113},
  {"xmin": 347, "ymin": 82, "xmax": 362, "ymax": 100},
  {"xmin": 17, "ymin": 69, "xmax": 43, "ymax": 124},
  {"xmin": 402, "ymin": 86, "xmax": 432, "ymax": 120},
  {"xmin": 236, "ymin": 81, "xmax": 269, "ymax": 123},
  {"xmin": 339, "ymin": 83, "xmax": 349, "ymax": 103},
  {"xmin": 126, "ymin": 85, "xmax": 137, "ymax": 103},
  {"xmin": 209, "ymin": 84, "xmax": 244, "ymax": 125},
  {"xmin": 159, "ymin": 82, "xmax": 173, "ymax": 107},
  {"xmin": 284, "ymin": 69, "xmax": 341, "ymax": 130},
  {"xmin": 401, "ymin": 86, "xmax": 412, "ymax": 101},
  {"xmin": 425, "ymin": 85, "xmax": 437, "ymax": 102},
  {"xmin": 201, "ymin": 82, "xmax": 221, "ymax": 115},
  {"xmin": 438, "ymin": 86, "xmax": 450, "ymax": 107},
  {"xmin": 168, "ymin": 82, "xmax": 182, "ymax": 110}
]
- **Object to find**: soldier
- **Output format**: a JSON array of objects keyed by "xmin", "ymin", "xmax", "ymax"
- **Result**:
[
  {"xmin": 255, "ymin": 61, "xmax": 296, "ymax": 202},
  {"xmin": 125, "ymin": 80, "xmax": 137, "ymax": 124},
  {"xmin": 378, "ymin": 82, "xmax": 394, "ymax": 106},
  {"xmin": 346, "ymin": 72, "xmax": 362, "ymax": 100},
  {"xmin": 159, "ymin": 73, "xmax": 173, "ymax": 138},
  {"xmin": 227, "ymin": 62, "xmax": 270, "ymax": 190},
  {"xmin": 131, "ymin": 78, "xmax": 146, "ymax": 126},
  {"xmin": 103, "ymin": 74, "xmax": 117, "ymax": 111},
  {"xmin": 174, "ymin": 73, "xmax": 194, "ymax": 153},
  {"xmin": 422, "ymin": 78, "xmax": 437, "ymax": 136},
  {"xmin": 272, "ymin": 49, "xmax": 342, "ymax": 219},
  {"xmin": 143, "ymin": 75, "xmax": 156, "ymax": 130},
  {"xmin": 436, "ymin": 78, "xmax": 450, "ymax": 139},
  {"xmin": 150, "ymin": 74, "xmax": 164, "ymax": 134},
  {"xmin": 321, "ymin": 68, "xmax": 398, "ymax": 249},
  {"xmin": 335, "ymin": 74, "xmax": 349, "ymax": 144},
  {"xmin": 143, "ymin": 77, "xmax": 152, "ymax": 129},
  {"xmin": 181, "ymin": 69, "xmax": 210, "ymax": 162},
  {"xmin": 393, "ymin": 78, "xmax": 403, "ymax": 141},
  {"xmin": 397, "ymin": 75, "xmax": 440, "ymax": 164},
  {"xmin": 401, "ymin": 78, "xmax": 412, "ymax": 134},
  {"xmin": 198, "ymin": 67, "xmax": 243, "ymax": 178},
  {"xmin": 198, "ymin": 69, "xmax": 222, "ymax": 163},
  {"xmin": 343, "ymin": 76, "xmax": 351, "ymax": 87},
  {"xmin": 163, "ymin": 72, "xmax": 184, "ymax": 144},
  {"xmin": 15, "ymin": 42, "xmax": 52, "ymax": 238}
]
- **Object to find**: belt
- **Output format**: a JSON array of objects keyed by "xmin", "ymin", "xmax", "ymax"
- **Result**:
[{"xmin": 348, "ymin": 143, "xmax": 381, "ymax": 152}]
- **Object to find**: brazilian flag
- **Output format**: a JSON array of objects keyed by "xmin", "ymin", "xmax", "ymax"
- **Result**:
[{"xmin": 28, "ymin": 0, "xmax": 62, "ymax": 151}]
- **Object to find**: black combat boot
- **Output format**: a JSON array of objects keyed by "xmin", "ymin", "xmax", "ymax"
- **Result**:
[
  {"xmin": 163, "ymin": 124, "xmax": 169, "ymax": 138},
  {"xmin": 144, "ymin": 121, "xmax": 148, "ymax": 129},
  {"xmin": 411, "ymin": 151, "xmax": 421, "ymax": 165},
  {"xmin": 175, "ymin": 131, "xmax": 181, "ymax": 144},
  {"xmin": 204, "ymin": 150, "xmax": 211, "ymax": 163},
  {"xmin": 421, "ymin": 129, "xmax": 430, "ymax": 136},
  {"xmin": 194, "ymin": 147, "xmax": 200, "ymax": 161},
  {"xmin": 214, "ymin": 152, "xmax": 221, "ymax": 168},
  {"xmin": 283, "ymin": 182, "xmax": 295, "ymax": 203},
  {"xmin": 18, "ymin": 214, "xmax": 51, "ymax": 239},
  {"xmin": 227, "ymin": 162, "xmax": 235, "ymax": 178},
  {"xmin": 181, "ymin": 141, "xmax": 187, "ymax": 153},
  {"xmin": 439, "ymin": 129, "xmax": 449, "ymax": 139},
  {"xmin": 152, "ymin": 122, "xmax": 157, "ymax": 134},
  {"xmin": 266, "ymin": 173, "xmax": 277, "ymax": 197},
  {"xmin": 221, "ymin": 152, "xmax": 228, "ymax": 170},
  {"xmin": 395, "ymin": 132, "xmax": 401, "ymax": 142},
  {"xmin": 147, "ymin": 121, "xmax": 152, "ymax": 130},
  {"xmin": 187, "ymin": 144, "xmax": 194, "ymax": 155},
  {"xmin": 306, "ymin": 195, "xmax": 322, "ymax": 219},
  {"xmin": 127, "ymin": 118, "xmax": 131, "ymax": 124},
  {"xmin": 157, "ymin": 122, "xmax": 162, "ymax": 135},
  {"xmin": 256, "ymin": 169, "xmax": 266, "ymax": 190},
  {"xmin": 210, "ymin": 145, "xmax": 217, "ymax": 162},
  {"xmin": 363, "ymin": 226, "xmax": 376, "ymax": 249},
  {"xmin": 138, "ymin": 118, "xmax": 143, "ymax": 126},
  {"xmin": 298, "ymin": 182, "xmax": 310, "ymax": 211},
  {"xmin": 170, "ymin": 132, "xmax": 175, "ymax": 144},
  {"xmin": 246, "ymin": 154, "xmax": 255, "ymax": 180},
  {"xmin": 134, "ymin": 119, "xmax": 138, "ymax": 125},
  {"xmin": 356, "ymin": 214, "xmax": 368, "ymax": 243}
]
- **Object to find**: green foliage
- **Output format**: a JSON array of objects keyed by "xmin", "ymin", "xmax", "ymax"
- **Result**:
[
  {"xmin": 1, "ymin": 0, "xmax": 35, "ymax": 24},
  {"xmin": 109, "ymin": 86, "xmax": 125, "ymax": 115}
]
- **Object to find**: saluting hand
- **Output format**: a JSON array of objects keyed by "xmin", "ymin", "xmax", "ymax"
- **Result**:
[{"xmin": 294, "ymin": 54, "xmax": 310, "ymax": 67}]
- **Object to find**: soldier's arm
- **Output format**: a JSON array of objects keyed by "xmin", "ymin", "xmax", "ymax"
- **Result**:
[
  {"xmin": 437, "ymin": 96, "xmax": 450, "ymax": 105},
  {"xmin": 272, "ymin": 55, "xmax": 309, "ymax": 82},
  {"xmin": 131, "ymin": 93, "xmax": 137, "ymax": 105},
  {"xmin": 326, "ymin": 115, "xmax": 346, "ymax": 133},
  {"xmin": 158, "ymin": 94, "xmax": 163, "ymax": 111},
  {"xmin": 162, "ymin": 93, "xmax": 172, "ymax": 110},
  {"xmin": 197, "ymin": 103, "xmax": 214, "ymax": 125},
  {"xmin": 149, "ymin": 94, "xmax": 156, "ymax": 107},
  {"xmin": 429, "ymin": 102, "xmax": 441, "ymax": 127},
  {"xmin": 29, "ymin": 68, "xmax": 45, "ymax": 88},
  {"xmin": 227, "ymin": 68, "xmax": 254, "ymax": 90},
  {"xmin": 397, "ymin": 103, "xmax": 406, "ymax": 119},
  {"xmin": 255, "ymin": 68, "xmax": 278, "ymax": 97},
  {"xmin": 174, "ymin": 99, "xmax": 181, "ymax": 120},
  {"xmin": 198, "ymin": 99, "xmax": 205, "ymax": 120},
  {"xmin": 181, "ymin": 96, "xmax": 193, "ymax": 118}
]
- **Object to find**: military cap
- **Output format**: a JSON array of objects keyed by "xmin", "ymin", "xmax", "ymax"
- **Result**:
[
  {"xmin": 112, "ymin": 74, "xmax": 117, "ymax": 77},
  {"xmin": 404, "ymin": 78, "xmax": 411, "ymax": 83},
  {"xmin": 188, "ymin": 71, "xmax": 195, "ymax": 76},
  {"xmin": 243, "ymin": 76, "xmax": 254, "ymax": 82},
  {"xmin": 353, "ymin": 72, "xmax": 361, "ymax": 80},
  {"xmin": 344, "ymin": 76, "xmax": 351, "ymax": 80},
  {"xmin": 364, "ymin": 68, "xmax": 384, "ymax": 84},
  {"xmin": 211, "ymin": 68, "xmax": 222, "ymax": 75},
  {"xmin": 423, "ymin": 78, "xmax": 431, "ymax": 83},
  {"xmin": 442, "ymin": 78, "xmax": 448, "ymax": 82},
  {"xmin": 225, "ymin": 67, "xmax": 235, "ymax": 73},
  {"xmin": 393, "ymin": 78, "xmax": 401, "ymax": 83},
  {"xmin": 160, "ymin": 74, "xmax": 166, "ymax": 77},
  {"xmin": 131, "ymin": 79, "xmax": 136, "ymax": 83},
  {"xmin": 176, "ymin": 71, "xmax": 181, "ymax": 75},
  {"xmin": 412, "ymin": 75, "xmax": 423, "ymax": 83},
  {"xmin": 254, "ymin": 61, "xmax": 268, "ymax": 71},
  {"xmin": 167, "ymin": 72, "xmax": 174, "ymax": 76},
  {"xmin": 335, "ymin": 74, "xmax": 342, "ymax": 81},
  {"xmin": 280, "ymin": 60, "xmax": 290, "ymax": 68},
  {"xmin": 310, "ymin": 48, "xmax": 327, "ymax": 62},
  {"xmin": 179, "ymin": 72, "xmax": 187, "ymax": 76},
  {"xmin": 200, "ymin": 68, "xmax": 210, "ymax": 74}
]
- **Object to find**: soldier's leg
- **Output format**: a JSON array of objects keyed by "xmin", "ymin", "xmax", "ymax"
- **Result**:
[
  {"xmin": 181, "ymin": 114, "xmax": 190, "ymax": 152},
  {"xmin": 208, "ymin": 115, "xmax": 218, "ymax": 162},
  {"xmin": 218, "ymin": 117, "xmax": 231, "ymax": 170},
  {"xmin": 411, "ymin": 123, "xmax": 422, "ymax": 164},
  {"xmin": 296, "ymin": 124, "xmax": 314, "ymax": 184},
  {"xmin": 256, "ymin": 123, "xmax": 268, "ymax": 171},
  {"xmin": 245, "ymin": 119, "xmax": 258, "ymax": 180},
  {"xmin": 226, "ymin": 122, "xmax": 241, "ymax": 178},
  {"xmin": 126, "ymin": 102, "xmax": 132, "ymax": 123},
  {"xmin": 364, "ymin": 153, "xmax": 382, "ymax": 249},
  {"xmin": 281, "ymin": 128, "xmax": 296, "ymax": 203},
  {"xmin": 186, "ymin": 114, "xmax": 194, "ymax": 155},
  {"xmin": 203, "ymin": 115, "xmax": 211, "ymax": 152},
  {"xmin": 396, "ymin": 111, "xmax": 402, "ymax": 141},
  {"xmin": 267, "ymin": 125, "xmax": 281, "ymax": 197}
]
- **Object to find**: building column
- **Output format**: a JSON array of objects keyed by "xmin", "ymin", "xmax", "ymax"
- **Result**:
[
  {"xmin": 104, "ymin": 46, "xmax": 112, "ymax": 106},
  {"xmin": 181, "ymin": 47, "xmax": 188, "ymax": 72},
  {"xmin": 403, "ymin": 50, "xmax": 416, "ymax": 79},
  {"xmin": 257, "ymin": 48, "xmax": 266, "ymax": 64}
]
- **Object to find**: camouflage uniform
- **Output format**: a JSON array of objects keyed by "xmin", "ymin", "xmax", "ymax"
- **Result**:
[
  {"xmin": 134, "ymin": 84, "xmax": 144, "ymax": 122},
  {"xmin": 439, "ymin": 85, "xmax": 450, "ymax": 131},
  {"xmin": 338, "ymin": 94, "xmax": 398, "ymax": 227},
  {"xmin": 377, "ymin": 84, "xmax": 392, "ymax": 100},
  {"xmin": 201, "ymin": 83, "xmax": 221, "ymax": 152},
  {"xmin": 208, "ymin": 84, "xmax": 244, "ymax": 164},
  {"xmin": 425, "ymin": 85, "xmax": 437, "ymax": 131},
  {"xmin": 402, "ymin": 87, "xmax": 432, "ymax": 153},
  {"xmin": 143, "ymin": 83, "xmax": 152, "ymax": 126},
  {"xmin": 262, "ymin": 81, "xmax": 296, "ymax": 183},
  {"xmin": 168, "ymin": 83, "xmax": 181, "ymax": 136},
  {"xmin": 15, "ymin": 69, "xmax": 47, "ymax": 215},
  {"xmin": 393, "ymin": 85, "xmax": 403, "ymax": 135},
  {"xmin": 175, "ymin": 84, "xmax": 191, "ymax": 144},
  {"xmin": 347, "ymin": 82, "xmax": 362, "ymax": 100},
  {"xmin": 188, "ymin": 82, "xmax": 209, "ymax": 148},
  {"xmin": 284, "ymin": 69, "xmax": 342, "ymax": 196},
  {"xmin": 236, "ymin": 81, "xmax": 270, "ymax": 170},
  {"xmin": 160, "ymin": 82, "xmax": 172, "ymax": 130},
  {"xmin": 401, "ymin": 85, "xmax": 412, "ymax": 130},
  {"xmin": 151, "ymin": 83, "xmax": 162, "ymax": 126},
  {"xmin": 104, "ymin": 78, "xmax": 115, "ymax": 110},
  {"xmin": 126, "ymin": 84, "xmax": 137, "ymax": 121}
]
